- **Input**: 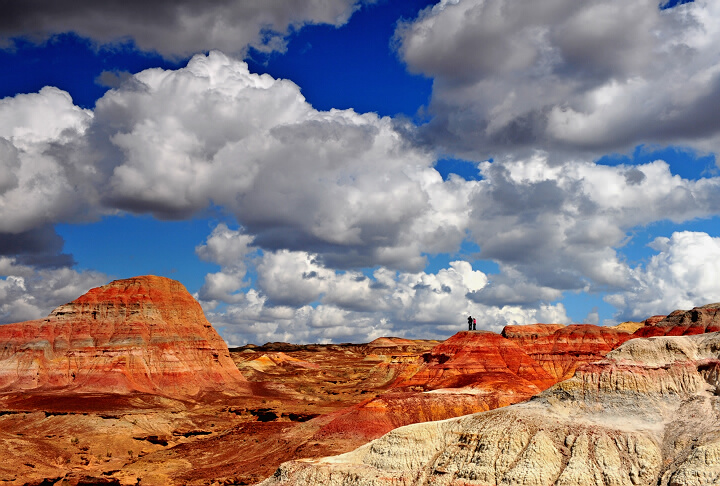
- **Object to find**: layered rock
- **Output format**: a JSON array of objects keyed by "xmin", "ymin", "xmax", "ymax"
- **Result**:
[
  {"xmin": 397, "ymin": 331, "xmax": 557, "ymax": 391},
  {"xmin": 0, "ymin": 275, "xmax": 247, "ymax": 397},
  {"xmin": 502, "ymin": 323, "xmax": 634, "ymax": 380},
  {"xmin": 311, "ymin": 331, "xmax": 558, "ymax": 444},
  {"xmin": 261, "ymin": 332, "xmax": 720, "ymax": 486},
  {"xmin": 634, "ymin": 303, "xmax": 720, "ymax": 337}
]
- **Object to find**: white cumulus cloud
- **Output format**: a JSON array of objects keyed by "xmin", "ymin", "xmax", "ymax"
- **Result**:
[
  {"xmin": 396, "ymin": 0, "xmax": 720, "ymax": 158},
  {"xmin": 607, "ymin": 231, "xmax": 720, "ymax": 319}
]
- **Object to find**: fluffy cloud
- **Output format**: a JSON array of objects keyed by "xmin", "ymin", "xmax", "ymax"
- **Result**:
[
  {"xmin": 0, "ymin": 87, "xmax": 95, "ymax": 234},
  {"xmin": 607, "ymin": 231, "xmax": 720, "ymax": 319},
  {"xmin": 396, "ymin": 0, "xmax": 720, "ymax": 158},
  {"xmin": 91, "ymin": 51, "xmax": 472, "ymax": 271},
  {"xmin": 467, "ymin": 154, "xmax": 720, "ymax": 296},
  {"xmin": 0, "ymin": 0, "xmax": 362, "ymax": 58},
  {"xmin": 195, "ymin": 223, "xmax": 257, "ymax": 306},
  {"xmin": 197, "ymin": 235, "xmax": 570, "ymax": 344},
  {"xmin": 4, "ymin": 49, "xmax": 720, "ymax": 344},
  {"xmin": 0, "ymin": 257, "xmax": 107, "ymax": 324},
  {"xmin": 0, "ymin": 52, "xmax": 471, "ymax": 272}
]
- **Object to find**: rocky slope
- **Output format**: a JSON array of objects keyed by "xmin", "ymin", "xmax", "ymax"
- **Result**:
[
  {"xmin": 261, "ymin": 331, "xmax": 720, "ymax": 486},
  {"xmin": 502, "ymin": 323, "xmax": 635, "ymax": 380},
  {"xmin": 313, "ymin": 326, "xmax": 637, "ymax": 445},
  {"xmin": 4, "ymin": 289, "xmax": 720, "ymax": 485},
  {"xmin": 0, "ymin": 275, "xmax": 247, "ymax": 398},
  {"xmin": 634, "ymin": 302, "xmax": 720, "ymax": 337}
]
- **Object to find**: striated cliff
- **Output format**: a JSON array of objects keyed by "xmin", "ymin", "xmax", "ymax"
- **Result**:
[
  {"xmin": 261, "ymin": 331, "xmax": 720, "ymax": 486},
  {"xmin": 503, "ymin": 323, "xmax": 634, "ymax": 381},
  {"xmin": 0, "ymin": 275, "xmax": 247, "ymax": 398},
  {"xmin": 634, "ymin": 303, "xmax": 720, "ymax": 337}
]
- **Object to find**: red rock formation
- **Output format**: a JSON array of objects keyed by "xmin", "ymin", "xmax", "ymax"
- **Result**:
[
  {"xmin": 633, "ymin": 303, "xmax": 720, "ymax": 337},
  {"xmin": 502, "ymin": 324, "xmax": 634, "ymax": 381},
  {"xmin": 312, "ymin": 331, "xmax": 559, "ymax": 443},
  {"xmin": 643, "ymin": 315, "xmax": 667, "ymax": 327},
  {"xmin": 0, "ymin": 275, "xmax": 247, "ymax": 397},
  {"xmin": 398, "ymin": 331, "xmax": 557, "ymax": 391}
]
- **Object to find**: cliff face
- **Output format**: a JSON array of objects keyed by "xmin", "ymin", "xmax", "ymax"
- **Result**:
[
  {"xmin": 0, "ymin": 276, "xmax": 247, "ymax": 397},
  {"xmin": 634, "ymin": 303, "xmax": 720, "ymax": 337},
  {"xmin": 398, "ymin": 331, "xmax": 557, "ymax": 392},
  {"xmin": 260, "ymin": 331, "xmax": 720, "ymax": 486},
  {"xmin": 312, "ymin": 327, "xmax": 639, "ymax": 446},
  {"xmin": 502, "ymin": 323, "xmax": 634, "ymax": 381},
  {"xmin": 314, "ymin": 331, "xmax": 556, "ymax": 443}
]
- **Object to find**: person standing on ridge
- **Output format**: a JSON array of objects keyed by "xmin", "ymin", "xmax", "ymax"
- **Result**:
[
  {"xmin": 473, "ymin": 318, "xmax": 477, "ymax": 331},
  {"xmin": 468, "ymin": 315, "xmax": 473, "ymax": 330}
]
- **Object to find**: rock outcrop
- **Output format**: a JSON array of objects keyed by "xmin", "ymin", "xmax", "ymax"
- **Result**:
[
  {"xmin": 0, "ymin": 275, "xmax": 247, "ymax": 397},
  {"xmin": 311, "ymin": 331, "xmax": 558, "ymax": 444},
  {"xmin": 503, "ymin": 323, "xmax": 634, "ymax": 380},
  {"xmin": 397, "ymin": 331, "xmax": 557, "ymax": 392},
  {"xmin": 260, "ymin": 331, "xmax": 720, "ymax": 486},
  {"xmin": 634, "ymin": 303, "xmax": 720, "ymax": 337}
]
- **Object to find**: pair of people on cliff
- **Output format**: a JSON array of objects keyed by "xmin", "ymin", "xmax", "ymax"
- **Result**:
[{"xmin": 467, "ymin": 316, "xmax": 476, "ymax": 331}]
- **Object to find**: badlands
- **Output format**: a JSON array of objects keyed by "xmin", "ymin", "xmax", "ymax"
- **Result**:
[{"xmin": 0, "ymin": 275, "xmax": 718, "ymax": 485}]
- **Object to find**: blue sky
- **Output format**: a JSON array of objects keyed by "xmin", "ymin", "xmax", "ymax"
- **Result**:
[{"xmin": 1, "ymin": 0, "xmax": 720, "ymax": 345}]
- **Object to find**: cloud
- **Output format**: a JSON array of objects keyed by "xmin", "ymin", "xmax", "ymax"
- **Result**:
[
  {"xmin": 0, "ymin": 257, "xmax": 107, "ymax": 324},
  {"xmin": 91, "ymin": 51, "xmax": 472, "ymax": 271},
  {"xmin": 607, "ymin": 231, "xmax": 720, "ymax": 319},
  {"xmin": 466, "ymin": 154, "xmax": 720, "ymax": 295},
  {"xmin": 0, "ymin": 87, "xmax": 97, "ymax": 234},
  {"xmin": 196, "ymin": 234, "xmax": 569, "ymax": 344},
  {"xmin": 0, "ymin": 0, "xmax": 363, "ymax": 58},
  {"xmin": 194, "ymin": 223, "xmax": 257, "ymax": 306},
  {"xmin": 396, "ymin": 0, "xmax": 720, "ymax": 158},
  {"xmin": 0, "ymin": 225, "xmax": 74, "ymax": 268},
  {"xmin": 4, "ymin": 50, "xmax": 720, "ymax": 343}
]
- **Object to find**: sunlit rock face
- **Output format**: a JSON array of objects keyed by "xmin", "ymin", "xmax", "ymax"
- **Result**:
[
  {"xmin": 0, "ymin": 275, "xmax": 247, "ymax": 397},
  {"xmin": 634, "ymin": 303, "xmax": 720, "ymax": 338},
  {"xmin": 503, "ymin": 323, "xmax": 635, "ymax": 381},
  {"xmin": 398, "ymin": 331, "xmax": 557, "ymax": 391},
  {"xmin": 313, "ymin": 331, "xmax": 554, "ymax": 443},
  {"xmin": 260, "ymin": 331, "xmax": 720, "ymax": 486}
]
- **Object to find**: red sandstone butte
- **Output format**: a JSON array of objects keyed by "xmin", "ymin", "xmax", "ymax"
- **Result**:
[
  {"xmin": 633, "ymin": 303, "xmax": 720, "ymax": 337},
  {"xmin": 0, "ymin": 275, "xmax": 247, "ymax": 397},
  {"xmin": 502, "ymin": 323, "xmax": 634, "ymax": 381}
]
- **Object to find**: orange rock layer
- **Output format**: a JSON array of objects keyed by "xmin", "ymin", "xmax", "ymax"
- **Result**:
[
  {"xmin": 0, "ymin": 276, "xmax": 247, "ymax": 397},
  {"xmin": 502, "ymin": 323, "xmax": 635, "ymax": 380}
]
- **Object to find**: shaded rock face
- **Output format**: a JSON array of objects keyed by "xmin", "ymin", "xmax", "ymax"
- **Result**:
[
  {"xmin": 634, "ymin": 303, "xmax": 720, "ymax": 337},
  {"xmin": 261, "ymin": 332, "xmax": 720, "ymax": 486},
  {"xmin": 502, "ymin": 323, "xmax": 634, "ymax": 381},
  {"xmin": 0, "ymin": 275, "xmax": 247, "ymax": 397}
]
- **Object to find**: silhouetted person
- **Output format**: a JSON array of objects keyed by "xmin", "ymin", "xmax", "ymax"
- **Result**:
[
  {"xmin": 468, "ymin": 315, "xmax": 473, "ymax": 330},
  {"xmin": 473, "ymin": 318, "xmax": 476, "ymax": 331}
]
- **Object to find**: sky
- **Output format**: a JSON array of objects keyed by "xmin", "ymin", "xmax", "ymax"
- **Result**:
[{"xmin": 1, "ymin": 0, "xmax": 720, "ymax": 346}]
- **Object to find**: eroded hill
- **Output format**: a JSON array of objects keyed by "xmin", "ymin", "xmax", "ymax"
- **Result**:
[{"xmin": 0, "ymin": 276, "xmax": 718, "ymax": 485}]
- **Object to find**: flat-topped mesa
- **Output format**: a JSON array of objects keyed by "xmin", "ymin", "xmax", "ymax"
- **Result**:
[
  {"xmin": 0, "ymin": 275, "xmax": 248, "ymax": 398},
  {"xmin": 633, "ymin": 303, "xmax": 720, "ymax": 337},
  {"xmin": 502, "ymin": 323, "xmax": 635, "ymax": 381}
]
